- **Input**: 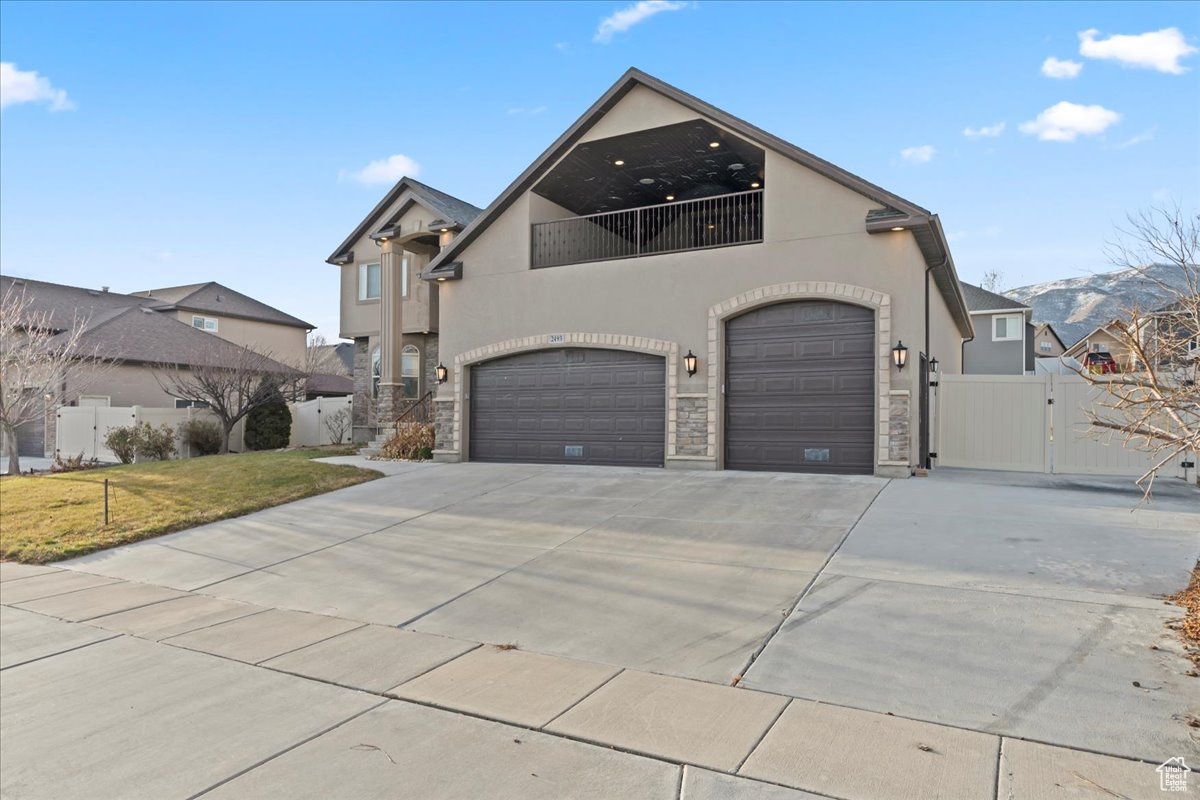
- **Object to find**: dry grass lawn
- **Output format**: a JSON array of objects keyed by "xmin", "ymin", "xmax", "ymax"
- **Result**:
[{"xmin": 0, "ymin": 448, "xmax": 379, "ymax": 564}]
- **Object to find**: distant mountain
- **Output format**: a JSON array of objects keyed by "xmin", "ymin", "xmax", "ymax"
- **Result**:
[{"xmin": 1003, "ymin": 264, "xmax": 1191, "ymax": 347}]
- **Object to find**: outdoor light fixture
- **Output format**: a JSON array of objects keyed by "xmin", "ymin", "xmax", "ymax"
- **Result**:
[
  {"xmin": 750, "ymin": 182, "xmax": 761, "ymax": 188},
  {"xmin": 436, "ymin": 363, "xmax": 448, "ymax": 384},
  {"xmin": 665, "ymin": 194, "xmax": 675, "ymax": 201},
  {"xmin": 890, "ymin": 226, "xmax": 904, "ymax": 232},
  {"xmin": 892, "ymin": 341, "xmax": 909, "ymax": 370},
  {"xmin": 614, "ymin": 159, "xmax": 625, "ymax": 166},
  {"xmin": 440, "ymin": 227, "xmax": 449, "ymax": 233},
  {"xmin": 709, "ymin": 141, "xmax": 720, "ymax": 148},
  {"xmin": 436, "ymin": 277, "xmax": 447, "ymax": 282},
  {"xmin": 684, "ymin": 350, "xmax": 698, "ymax": 376},
  {"xmin": 929, "ymin": 357, "xmax": 939, "ymax": 373}
]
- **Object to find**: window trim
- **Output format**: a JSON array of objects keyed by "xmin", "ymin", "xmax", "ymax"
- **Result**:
[
  {"xmin": 1038, "ymin": 340, "xmax": 1052, "ymax": 352},
  {"xmin": 174, "ymin": 398, "xmax": 211, "ymax": 409},
  {"xmin": 192, "ymin": 315, "xmax": 219, "ymax": 333},
  {"xmin": 992, "ymin": 314, "xmax": 1022, "ymax": 342},
  {"xmin": 359, "ymin": 262, "xmax": 381, "ymax": 301}
]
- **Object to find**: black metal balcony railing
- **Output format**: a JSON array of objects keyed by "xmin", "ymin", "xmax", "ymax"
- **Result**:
[{"xmin": 531, "ymin": 189, "xmax": 763, "ymax": 269}]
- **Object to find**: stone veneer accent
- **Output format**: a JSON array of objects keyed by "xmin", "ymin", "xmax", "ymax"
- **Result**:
[
  {"xmin": 887, "ymin": 391, "xmax": 910, "ymax": 463},
  {"xmin": 709, "ymin": 282, "xmax": 896, "ymax": 471},
  {"xmin": 433, "ymin": 398, "xmax": 454, "ymax": 452},
  {"xmin": 675, "ymin": 395, "xmax": 709, "ymax": 457},
  {"xmin": 422, "ymin": 335, "xmax": 439, "ymax": 405},
  {"xmin": 351, "ymin": 337, "xmax": 374, "ymax": 437},
  {"xmin": 443, "ymin": 333, "xmax": 679, "ymax": 459}
]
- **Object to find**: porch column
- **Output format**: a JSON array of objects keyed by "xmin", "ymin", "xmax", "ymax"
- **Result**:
[{"xmin": 377, "ymin": 238, "xmax": 405, "ymax": 425}]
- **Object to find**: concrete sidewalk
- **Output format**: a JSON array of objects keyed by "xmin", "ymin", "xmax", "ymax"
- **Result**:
[{"xmin": 2, "ymin": 464, "xmax": 1196, "ymax": 797}]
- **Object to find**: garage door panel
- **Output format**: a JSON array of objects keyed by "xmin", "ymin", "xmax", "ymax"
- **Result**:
[
  {"xmin": 471, "ymin": 348, "xmax": 665, "ymax": 467},
  {"xmin": 726, "ymin": 300, "xmax": 874, "ymax": 474}
]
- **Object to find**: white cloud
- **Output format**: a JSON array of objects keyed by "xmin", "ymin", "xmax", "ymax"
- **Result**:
[
  {"xmin": 1113, "ymin": 126, "xmax": 1157, "ymax": 149},
  {"xmin": 0, "ymin": 62, "xmax": 74, "ymax": 111},
  {"xmin": 899, "ymin": 145, "xmax": 935, "ymax": 164},
  {"xmin": 594, "ymin": 0, "xmax": 687, "ymax": 44},
  {"xmin": 1018, "ymin": 101, "xmax": 1120, "ymax": 142},
  {"xmin": 506, "ymin": 106, "xmax": 547, "ymax": 115},
  {"xmin": 1041, "ymin": 57, "xmax": 1082, "ymax": 79},
  {"xmin": 554, "ymin": 42, "xmax": 569, "ymax": 52},
  {"xmin": 1079, "ymin": 27, "xmax": 1198, "ymax": 74},
  {"xmin": 963, "ymin": 122, "xmax": 1005, "ymax": 138},
  {"xmin": 339, "ymin": 154, "xmax": 421, "ymax": 185}
]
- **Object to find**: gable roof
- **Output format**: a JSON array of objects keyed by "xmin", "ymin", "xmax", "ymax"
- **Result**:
[
  {"xmin": 325, "ymin": 177, "xmax": 484, "ymax": 265},
  {"xmin": 1033, "ymin": 323, "xmax": 1067, "ymax": 350},
  {"xmin": 132, "ymin": 282, "xmax": 314, "ymax": 329},
  {"xmin": 959, "ymin": 282, "xmax": 1030, "ymax": 313},
  {"xmin": 421, "ymin": 67, "xmax": 973, "ymax": 338},
  {"xmin": 1063, "ymin": 319, "xmax": 1129, "ymax": 353}
]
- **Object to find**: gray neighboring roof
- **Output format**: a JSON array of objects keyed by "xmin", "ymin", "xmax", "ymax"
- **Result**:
[
  {"xmin": 315, "ymin": 342, "xmax": 354, "ymax": 373},
  {"xmin": 421, "ymin": 67, "xmax": 973, "ymax": 339},
  {"xmin": 132, "ymin": 282, "xmax": 314, "ymax": 330},
  {"xmin": 960, "ymin": 282, "xmax": 1030, "ymax": 312},
  {"xmin": 306, "ymin": 372, "xmax": 354, "ymax": 396},
  {"xmin": 326, "ymin": 177, "xmax": 484, "ymax": 265},
  {"xmin": 1, "ymin": 276, "xmax": 150, "ymax": 332},
  {"xmin": 49, "ymin": 305, "xmax": 293, "ymax": 371}
]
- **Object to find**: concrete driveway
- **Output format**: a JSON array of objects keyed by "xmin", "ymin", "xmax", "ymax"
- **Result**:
[{"xmin": 2, "ymin": 461, "xmax": 1196, "ymax": 799}]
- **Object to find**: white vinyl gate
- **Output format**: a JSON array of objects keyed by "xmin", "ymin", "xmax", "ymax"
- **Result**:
[
  {"xmin": 936, "ymin": 374, "xmax": 1181, "ymax": 476},
  {"xmin": 288, "ymin": 396, "xmax": 353, "ymax": 447},
  {"xmin": 56, "ymin": 406, "xmax": 245, "ymax": 462}
]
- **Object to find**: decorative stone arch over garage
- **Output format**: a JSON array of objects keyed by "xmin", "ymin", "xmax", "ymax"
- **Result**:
[
  {"xmin": 707, "ymin": 281, "xmax": 909, "ymax": 474},
  {"xmin": 437, "ymin": 333, "xmax": 680, "ymax": 461}
]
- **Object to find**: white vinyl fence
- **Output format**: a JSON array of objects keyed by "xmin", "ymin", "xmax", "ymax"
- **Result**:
[
  {"xmin": 56, "ymin": 406, "xmax": 245, "ymax": 462},
  {"xmin": 288, "ymin": 396, "xmax": 353, "ymax": 448},
  {"xmin": 936, "ymin": 373, "xmax": 1193, "ymax": 477}
]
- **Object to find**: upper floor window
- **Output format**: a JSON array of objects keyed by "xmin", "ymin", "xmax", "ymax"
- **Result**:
[
  {"xmin": 359, "ymin": 263, "xmax": 381, "ymax": 301},
  {"xmin": 992, "ymin": 314, "xmax": 1022, "ymax": 342},
  {"xmin": 1039, "ymin": 341, "xmax": 1052, "ymax": 352},
  {"xmin": 175, "ymin": 398, "xmax": 211, "ymax": 409},
  {"xmin": 192, "ymin": 315, "xmax": 218, "ymax": 333},
  {"xmin": 1090, "ymin": 342, "xmax": 1105, "ymax": 352}
]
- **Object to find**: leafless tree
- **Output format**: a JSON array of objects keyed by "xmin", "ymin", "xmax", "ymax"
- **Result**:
[
  {"xmin": 981, "ymin": 269, "xmax": 1006, "ymax": 293},
  {"xmin": 324, "ymin": 407, "xmax": 350, "ymax": 445},
  {"xmin": 156, "ymin": 343, "xmax": 299, "ymax": 454},
  {"xmin": 1072, "ymin": 204, "xmax": 1199, "ymax": 497},
  {"xmin": 0, "ymin": 283, "xmax": 108, "ymax": 475},
  {"xmin": 305, "ymin": 334, "xmax": 350, "ymax": 376}
]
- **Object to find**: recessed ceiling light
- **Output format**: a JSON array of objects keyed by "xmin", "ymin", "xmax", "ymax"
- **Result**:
[
  {"xmin": 891, "ymin": 226, "xmax": 904, "ymax": 232},
  {"xmin": 639, "ymin": 178, "xmax": 655, "ymax": 185},
  {"xmin": 665, "ymin": 195, "xmax": 675, "ymax": 201},
  {"xmin": 750, "ymin": 182, "xmax": 760, "ymax": 188},
  {"xmin": 440, "ymin": 228, "xmax": 449, "ymax": 233},
  {"xmin": 436, "ymin": 277, "xmax": 446, "ymax": 282},
  {"xmin": 729, "ymin": 163, "xmax": 744, "ymax": 170},
  {"xmin": 707, "ymin": 224, "xmax": 716, "ymax": 229},
  {"xmin": 614, "ymin": 159, "xmax": 625, "ymax": 166},
  {"xmin": 709, "ymin": 141, "xmax": 720, "ymax": 148}
]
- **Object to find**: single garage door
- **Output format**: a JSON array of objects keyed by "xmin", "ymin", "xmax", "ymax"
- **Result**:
[
  {"xmin": 725, "ymin": 300, "xmax": 874, "ymax": 474},
  {"xmin": 470, "ymin": 348, "xmax": 665, "ymax": 467},
  {"xmin": 16, "ymin": 415, "xmax": 45, "ymax": 458}
]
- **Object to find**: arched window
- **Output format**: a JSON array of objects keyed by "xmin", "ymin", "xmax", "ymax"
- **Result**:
[
  {"xmin": 401, "ymin": 345, "xmax": 420, "ymax": 398},
  {"xmin": 371, "ymin": 346, "xmax": 381, "ymax": 398}
]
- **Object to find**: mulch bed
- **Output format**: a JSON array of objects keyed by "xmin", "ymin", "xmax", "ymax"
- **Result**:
[{"xmin": 1167, "ymin": 562, "xmax": 1200, "ymax": 669}]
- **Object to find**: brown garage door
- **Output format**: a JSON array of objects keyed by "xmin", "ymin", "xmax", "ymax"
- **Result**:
[
  {"xmin": 725, "ymin": 300, "xmax": 874, "ymax": 474},
  {"xmin": 470, "ymin": 348, "xmax": 665, "ymax": 467}
]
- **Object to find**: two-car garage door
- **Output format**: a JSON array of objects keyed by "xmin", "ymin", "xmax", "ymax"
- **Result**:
[
  {"xmin": 470, "ymin": 348, "xmax": 665, "ymax": 467},
  {"xmin": 467, "ymin": 300, "xmax": 875, "ymax": 473}
]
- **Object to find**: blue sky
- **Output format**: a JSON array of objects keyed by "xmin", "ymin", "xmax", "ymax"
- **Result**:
[{"xmin": 2, "ymin": 1, "xmax": 1197, "ymax": 340}]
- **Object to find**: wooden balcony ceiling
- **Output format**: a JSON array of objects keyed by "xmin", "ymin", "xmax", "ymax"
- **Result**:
[{"xmin": 533, "ymin": 119, "xmax": 765, "ymax": 216}]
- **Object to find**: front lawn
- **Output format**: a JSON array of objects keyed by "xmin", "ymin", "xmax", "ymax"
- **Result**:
[{"xmin": 0, "ymin": 448, "xmax": 379, "ymax": 564}]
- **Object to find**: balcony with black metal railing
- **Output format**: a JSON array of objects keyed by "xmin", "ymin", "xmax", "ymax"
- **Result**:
[{"xmin": 530, "ymin": 189, "xmax": 763, "ymax": 269}]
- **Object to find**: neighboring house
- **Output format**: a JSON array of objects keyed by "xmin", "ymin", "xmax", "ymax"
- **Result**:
[
  {"xmin": 1032, "ymin": 323, "xmax": 1066, "ymax": 357},
  {"xmin": 0, "ymin": 276, "xmax": 297, "ymax": 457},
  {"xmin": 326, "ymin": 178, "xmax": 483, "ymax": 441},
  {"xmin": 397, "ymin": 69, "xmax": 973, "ymax": 476},
  {"xmin": 305, "ymin": 341, "xmax": 355, "ymax": 400},
  {"xmin": 312, "ymin": 342, "xmax": 354, "ymax": 374},
  {"xmin": 960, "ymin": 282, "xmax": 1034, "ymax": 375},
  {"xmin": 1062, "ymin": 319, "xmax": 1133, "ymax": 367},
  {"xmin": 1139, "ymin": 300, "xmax": 1199, "ymax": 369},
  {"xmin": 131, "ymin": 282, "xmax": 313, "ymax": 367},
  {"xmin": 305, "ymin": 373, "xmax": 354, "ymax": 399}
]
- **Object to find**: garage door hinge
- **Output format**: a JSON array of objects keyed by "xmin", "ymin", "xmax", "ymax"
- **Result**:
[
  {"xmin": 929, "ymin": 452, "xmax": 938, "ymax": 459},
  {"xmin": 1047, "ymin": 398, "xmax": 1054, "ymax": 405}
]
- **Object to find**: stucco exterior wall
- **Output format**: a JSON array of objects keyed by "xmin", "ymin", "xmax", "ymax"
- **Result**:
[
  {"xmin": 432, "ymin": 87, "xmax": 966, "ymax": 474},
  {"xmin": 172, "ymin": 311, "xmax": 307, "ymax": 367},
  {"xmin": 963, "ymin": 312, "xmax": 1027, "ymax": 374},
  {"xmin": 63, "ymin": 362, "xmax": 183, "ymax": 408}
]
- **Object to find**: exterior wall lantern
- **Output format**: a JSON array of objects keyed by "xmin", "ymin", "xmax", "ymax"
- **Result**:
[
  {"xmin": 683, "ymin": 350, "xmax": 698, "ymax": 376},
  {"xmin": 435, "ymin": 363, "xmax": 448, "ymax": 384},
  {"xmin": 892, "ymin": 341, "xmax": 908, "ymax": 370},
  {"xmin": 929, "ymin": 356, "xmax": 938, "ymax": 373}
]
